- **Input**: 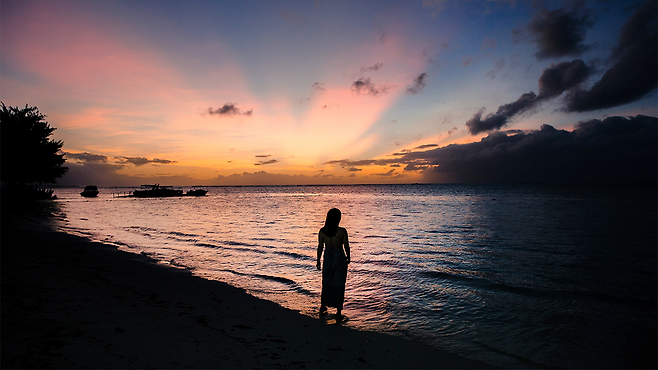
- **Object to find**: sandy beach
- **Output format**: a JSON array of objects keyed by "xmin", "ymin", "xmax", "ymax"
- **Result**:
[{"xmin": 1, "ymin": 205, "xmax": 493, "ymax": 369}]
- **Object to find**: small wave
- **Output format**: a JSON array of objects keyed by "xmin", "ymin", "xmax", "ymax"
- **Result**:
[
  {"xmin": 220, "ymin": 269, "xmax": 314, "ymax": 296},
  {"xmin": 58, "ymin": 225, "xmax": 94, "ymax": 237},
  {"xmin": 253, "ymin": 273, "xmax": 297, "ymax": 285},
  {"xmin": 422, "ymin": 270, "xmax": 656, "ymax": 307},
  {"xmin": 195, "ymin": 242, "xmax": 221, "ymax": 249},
  {"xmin": 168, "ymin": 231, "xmax": 198, "ymax": 238},
  {"xmin": 225, "ymin": 240, "xmax": 270, "ymax": 248},
  {"xmin": 425, "ymin": 229, "xmax": 451, "ymax": 234},
  {"xmin": 253, "ymin": 237, "xmax": 277, "ymax": 242},
  {"xmin": 367, "ymin": 259, "xmax": 404, "ymax": 268},
  {"xmin": 425, "ymin": 226, "xmax": 475, "ymax": 234},
  {"xmin": 412, "ymin": 248, "xmax": 448, "ymax": 256},
  {"xmin": 195, "ymin": 242, "xmax": 268, "ymax": 254},
  {"xmin": 273, "ymin": 250, "xmax": 313, "ymax": 261},
  {"xmin": 366, "ymin": 250, "xmax": 392, "ymax": 256},
  {"xmin": 125, "ymin": 225, "xmax": 159, "ymax": 232}
]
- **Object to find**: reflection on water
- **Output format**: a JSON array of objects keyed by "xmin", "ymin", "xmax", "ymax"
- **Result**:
[{"xmin": 53, "ymin": 184, "xmax": 656, "ymax": 368}]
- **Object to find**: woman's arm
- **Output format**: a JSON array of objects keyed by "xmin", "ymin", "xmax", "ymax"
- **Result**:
[
  {"xmin": 316, "ymin": 231, "xmax": 324, "ymax": 270},
  {"xmin": 343, "ymin": 229, "xmax": 350, "ymax": 264}
]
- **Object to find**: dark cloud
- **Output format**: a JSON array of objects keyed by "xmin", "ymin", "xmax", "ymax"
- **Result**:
[
  {"xmin": 255, "ymin": 159, "xmax": 278, "ymax": 166},
  {"xmin": 255, "ymin": 154, "xmax": 271, "ymax": 158},
  {"xmin": 537, "ymin": 59, "xmax": 590, "ymax": 99},
  {"xmin": 152, "ymin": 158, "xmax": 175, "ymax": 165},
  {"xmin": 466, "ymin": 92, "xmax": 538, "ymax": 135},
  {"xmin": 391, "ymin": 149, "xmax": 413, "ymax": 156},
  {"xmin": 65, "ymin": 152, "xmax": 108, "ymax": 163},
  {"xmin": 208, "ymin": 103, "xmax": 253, "ymax": 117},
  {"xmin": 374, "ymin": 169, "xmax": 396, "ymax": 177},
  {"xmin": 57, "ymin": 155, "xmax": 182, "ymax": 187},
  {"xmin": 118, "ymin": 157, "xmax": 177, "ymax": 166},
  {"xmin": 467, "ymin": 58, "xmax": 591, "ymax": 135},
  {"xmin": 347, "ymin": 167, "xmax": 362, "ymax": 172},
  {"xmin": 423, "ymin": 115, "xmax": 657, "ymax": 183},
  {"xmin": 326, "ymin": 159, "xmax": 381, "ymax": 167},
  {"xmin": 513, "ymin": 7, "xmax": 594, "ymax": 59},
  {"xmin": 406, "ymin": 73, "xmax": 427, "ymax": 95},
  {"xmin": 327, "ymin": 115, "xmax": 656, "ymax": 183},
  {"xmin": 564, "ymin": 0, "xmax": 657, "ymax": 112},
  {"xmin": 351, "ymin": 78, "xmax": 393, "ymax": 96},
  {"xmin": 404, "ymin": 163, "xmax": 429, "ymax": 171},
  {"xmin": 414, "ymin": 144, "xmax": 438, "ymax": 150},
  {"xmin": 360, "ymin": 63, "xmax": 384, "ymax": 72},
  {"xmin": 58, "ymin": 152, "xmax": 129, "ymax": 186},
  {"xmin": 58, "ymin": 161, "xmax": 133, "ymax": 187}
]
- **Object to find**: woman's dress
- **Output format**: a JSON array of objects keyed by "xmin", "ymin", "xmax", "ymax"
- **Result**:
[{"xmin": 321, "ymin": 247, "xmax": 348, "ymax": 309}]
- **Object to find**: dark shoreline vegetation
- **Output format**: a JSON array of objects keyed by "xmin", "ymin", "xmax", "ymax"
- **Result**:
[{"xmin": 1, "ymin": 201, "xmax": 494, "ymax": 369}]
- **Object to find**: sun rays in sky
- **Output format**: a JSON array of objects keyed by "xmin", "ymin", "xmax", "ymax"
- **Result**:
[{"xmin": 2, "ymin": 0, "xmax": 656, "ymax": 185}]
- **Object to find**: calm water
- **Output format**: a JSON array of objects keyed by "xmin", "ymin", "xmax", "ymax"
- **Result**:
[{"xmin": 51, "ymin": 184, "xmax": 656, "ymax": 368}]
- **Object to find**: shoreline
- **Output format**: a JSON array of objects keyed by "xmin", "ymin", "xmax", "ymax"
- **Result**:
[{"xmin": 1, "ymin": 206, "xmax": 494, "ymax": 368}]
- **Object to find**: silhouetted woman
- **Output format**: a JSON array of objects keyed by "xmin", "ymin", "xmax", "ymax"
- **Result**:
[{"xmin": 316, "ymin": 208, "xmax": 350, "ymax": 321}]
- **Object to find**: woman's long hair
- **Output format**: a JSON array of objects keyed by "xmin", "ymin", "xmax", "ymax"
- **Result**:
[{"xmin": 321, "ymin": 208, "xmax": 341, "ymax": 237}]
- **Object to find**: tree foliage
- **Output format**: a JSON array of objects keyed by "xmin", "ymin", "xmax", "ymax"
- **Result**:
[{"xmin": 1, "ymin": 103, "xmax": 68, "ymax": 188}]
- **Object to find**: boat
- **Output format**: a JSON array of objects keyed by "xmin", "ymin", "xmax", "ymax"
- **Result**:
[
  {"xmin": 185, "ymin": 188, "xmax": 208, "ymax": 196},
  {"xmin": 80, "ymin": 185, "xmax": 99, "ymax": 197},
  {"xmin": 131, "ymin": 184, "xmax": 183, "ymax": 198}
]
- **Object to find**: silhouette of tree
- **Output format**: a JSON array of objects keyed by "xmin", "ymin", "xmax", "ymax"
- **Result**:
[{"xmin": 1, "ymin": 103, "xmax": 68, "ymax": 196}]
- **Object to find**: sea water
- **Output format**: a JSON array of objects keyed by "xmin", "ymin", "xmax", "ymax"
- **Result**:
[{"xmin": 51, "ymin": 184, "xmax": 656, "ymax": 368}]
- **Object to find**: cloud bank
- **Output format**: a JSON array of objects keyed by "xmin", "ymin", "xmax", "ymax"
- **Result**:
[
  {"xmin": 328, "ymin": 115, "xmax": 656, "ymax": 184},
  {"xmin": 59, "ymin": 152, "xmax": 179, "ymax": 186},
  {"xmin": 422, "ymin": 115, "xmax": 656, "ymax": 183},
  {"xmin": 118, "ymin": 157, "xmax": 177, "ymax": 166}
]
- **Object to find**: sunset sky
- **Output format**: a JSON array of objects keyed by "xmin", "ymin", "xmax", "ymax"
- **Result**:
[{"xmin": 2, "ymin": 0, "xmax": 656, "ymax": 186}]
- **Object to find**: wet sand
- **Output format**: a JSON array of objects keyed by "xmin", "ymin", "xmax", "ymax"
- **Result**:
[{"xmin": 1, "ymin": 206, "xmax": 493, "ymax": 368}]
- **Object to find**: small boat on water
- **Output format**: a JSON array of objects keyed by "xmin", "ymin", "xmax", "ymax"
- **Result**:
[
  {"xmin": 80, "ymin": 185, "xmax": 99, "ymax": 197},
  {"xmin": 186, "ymin": 188, "xmax": 208, "ymax": 196},
  {"xmin": 132, "ymin": 184, "xmax": 183, "ymax": 198}
]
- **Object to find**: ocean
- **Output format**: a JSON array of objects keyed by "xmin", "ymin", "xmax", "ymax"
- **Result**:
[{"xmin": 50, "ymin": 183, "xmax": 656, "ymax": 368}]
